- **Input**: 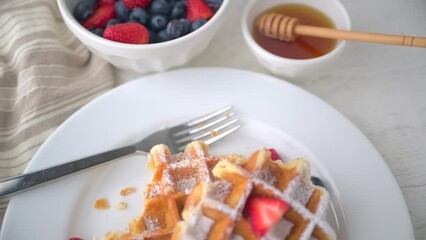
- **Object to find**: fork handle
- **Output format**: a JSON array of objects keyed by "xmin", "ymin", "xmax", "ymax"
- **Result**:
[{"xmin": 0, "ymin": 145, "xmax": 137, "ymax": 199}]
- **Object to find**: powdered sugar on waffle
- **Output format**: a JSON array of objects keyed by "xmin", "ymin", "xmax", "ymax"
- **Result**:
[
  {"xmin": 258, "ymin": 162, "xmax": 331, "ymax": 233},
  {"xmin": 144, "ymin": 217, "xmax": 161, "ymax": 231},
  {"xmin": 176, "ymin": 177, "xmax": 197, "ymax": 194},
  {"xmin": 177, "ymin": 153, "xmax": 336, "ymax": 240},
  {"xmin": 229, "ymin": 235, "xmax": 245, "ymax": 240},
  {"xmin": 260, "ymin": 165, "xmax": 277, "ymax": 185},
  {"xmin": 195, "ymin": 216, "xmax": 215, "ymax": 238},
  {"xmin": 113, "ymin": 144, "xmax": 336, "ymax": 240},
  {"xmin": 254, "ymin": 175, "xmax": 335, "ymax": 239},
  {"xmin": 207, "ymin": 181, "xmax": 233, "ymax": 202},
  {"xmin": 179, "ymin": 181, "xmax": 245, "ymax": 239},
  {"xmin": 284, "ymin": 174, "xmax": 315, "ymax": 206},
  {"xmin": 147, "ymin": 184, "xmax": 160, "ymax": 197},
  {"xmin": 180, "ymin": 186, "xmax": 214, "ymax": 240},
  {"xmin": 161, "ymin": 157, "xmax": 212, "ymax": 194},
  {"xmin": 186, "ymin": 215, "xmax": 215, "ymax": 240},
  {"xmin": 147, "ymin": 142, "xmax": 219, "ymax": 197},
  {"xmin": 265, "ymin": 218, "xmax": 294, "ymax": 239}
]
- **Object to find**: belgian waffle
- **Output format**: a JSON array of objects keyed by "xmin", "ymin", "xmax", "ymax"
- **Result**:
[
  {"xmin": 172, "ymin": 148, "xmax": 336, "ymax": 240},
  {"xmin": 105, "ymin": 141, "xmax": 244, "ymax": 240}
]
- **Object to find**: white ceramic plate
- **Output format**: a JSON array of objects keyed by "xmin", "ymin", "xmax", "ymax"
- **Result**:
[{"xmin": 1, "ymin": 68, "xmax": 413, "ymax": 239}]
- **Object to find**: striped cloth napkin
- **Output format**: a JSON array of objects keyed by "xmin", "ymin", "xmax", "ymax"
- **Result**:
[{"xmin": 0, "ymin": 0, "xmax": 115, "ymax": 224}]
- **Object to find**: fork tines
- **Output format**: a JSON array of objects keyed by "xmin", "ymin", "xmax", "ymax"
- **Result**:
[{"xmin": 172, "ymin": 106, "xmax": 240, "ymax": 151}]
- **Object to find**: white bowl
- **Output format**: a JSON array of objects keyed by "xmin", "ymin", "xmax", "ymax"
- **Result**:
[
  {"xmin": 57, "ymin": 0, "xmax": 231, "ymax": 73},
  {"xmin": 242, "ymin": 0, "xmax": 351, "ymax": 79}
]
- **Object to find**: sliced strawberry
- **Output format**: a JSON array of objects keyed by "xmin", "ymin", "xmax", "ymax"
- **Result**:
[
  {"xmin": 82, "ymin": 3, "xmax": 115, "ymax": 29},
  {"xmin": 268, "ymin": 148, "xmax": 282, "ymax": 161},
  {"xmin": 246, "ymin": 196, "xmax": 289, "ymax": 237},
  {"xmin": 122, "ymin": 0, "xmax": 152, "ymax": 9},
  {"xmin": 187, "ymin": 0, "xmax": 214, "ymax": 22},
  {"xmin": 103, "ymin": 22, "xmax": 149, "ymax": 44}
]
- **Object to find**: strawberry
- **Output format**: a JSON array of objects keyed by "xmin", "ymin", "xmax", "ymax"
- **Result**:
[
  {"xmin": 82, "ymin": 3, "xmax": 115, "ymax": 29},
  {"xmin": 122, "ymin": 0, "xmax": 152, "ymax": 9},
  {"xmin": 103, "ymin": 22, "xmax": 149, "ymax": 44},
  {"xmin": 98, "ymin": 0, "xmax": 117, "ymax": 5},
  {"xmin": 246, "ymin": 196, "xmax": 289, "ymax": 237},
  {"xmin": 268, "ymin": 148, "xmax": 282, "ymax": 161},
  {"xmin": 187, "ymin": 0, "xmax": 214, "ymax": 22}
]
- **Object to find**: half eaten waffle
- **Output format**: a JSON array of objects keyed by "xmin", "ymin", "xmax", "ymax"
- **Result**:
[
  {"xmin": 172, "ymin": 148, "xmax": 336, "ymax": 240},
  {"xmin": 105, "ymin": 141, "xmax": 244, "ymax": 240}
]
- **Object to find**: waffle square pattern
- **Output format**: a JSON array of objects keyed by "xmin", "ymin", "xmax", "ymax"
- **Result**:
[
  {"xmin": 105, "ymin": 141, "xmax": 336, "ymax": 240},
  {"xmin": 173, "ymin": 148, "xmax": 336, "ymax": 240}
]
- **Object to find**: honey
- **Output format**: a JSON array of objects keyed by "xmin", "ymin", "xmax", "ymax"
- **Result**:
[
  {"xmin": 253, "ymin": 4, "xmax": 337, "ymax": 59},
  {"xmin": 94, "ymin": 197, "xmax": 110, "ymax": 210},
  {"xmin": 120, "ymin": 187, "xmax": 137, "ymax": 196}
]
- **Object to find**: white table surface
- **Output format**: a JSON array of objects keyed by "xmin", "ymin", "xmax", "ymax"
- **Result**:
[{"xmin": 115, "ymin": 0, "xmax": 426, "ymax": 238}]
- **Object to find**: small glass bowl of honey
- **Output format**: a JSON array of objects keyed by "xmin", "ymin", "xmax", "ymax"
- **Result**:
[{"xmin": 242, "ymin": 0, "xmax": 351, "ymax": 79}]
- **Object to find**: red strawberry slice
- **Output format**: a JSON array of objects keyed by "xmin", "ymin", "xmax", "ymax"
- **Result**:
[
  {"xmin": 103, "ymin": 22, "xmax": 149, "ymax": 44},
  {"xmin": 268, "ymin": 148, "xmax": 282, "ymax": 161},
  {"xmin": 246, "ymin": 196, "xmax": 289, "ymax": 237},
  {"xmin": 187, "ymin": 0, "xmax": 214, "ymax": 22},
  {"xmin": 82, "ymin": 3, "xmax": 115, "ymax": 29},
  {"xmin": 122, "ymin": 0, "xmax": 152, "ymax": 9}
]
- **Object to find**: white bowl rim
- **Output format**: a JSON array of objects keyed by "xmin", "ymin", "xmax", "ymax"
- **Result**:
[
  {"xmin": 241, "ymin": 0, "xmax": 352, "ymax": 65},
  {"xmin": 57, "ymin": 0, "xmax": 231, "ymax": 49}
]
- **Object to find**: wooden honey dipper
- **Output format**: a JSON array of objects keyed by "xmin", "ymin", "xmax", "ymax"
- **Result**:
[{"xmin": 256, "ymin": 13, "xmax": 426, "ymax": 47}]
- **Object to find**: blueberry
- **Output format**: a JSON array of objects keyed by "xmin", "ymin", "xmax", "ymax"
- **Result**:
[
  {"xmin": 149, "ymin": 30, "xmax": 158, "ymax": 43},
  {"xmin": 179, "ymin": 18, "xmax": 191, "ymax": 35},
  {"xmin": 149, "ymin": 14, "xmax": 168, "ymax": 31},
  {"xmin": 85, "ymin": 0, "xmax": 97, "ymax": 9},
  {"xmin": 205, "ymin": 0, "xmax": 223, "ymax": 11},
  {"xmin": 73, "ymin": 0, "xmax": 97, "ymax": 21},
  {"xmin": 170, "ymin": 1, "xmax": 186, "ymax": 19},
  {"xmin": 156, "ymin": 29, "xmax": 171, "ymax": 42},
  {"xmin": 311, "ymin": 176, "xmax": 325, "ymax": 188},
  {"xmin": 164, "ymin": 0, "xmax": 177, "ymax": 5},
  {"xmin": 115, "ymin": 1, "xmax": 130, "ymax": 22},
  {"xmin": 89, "ymin": 28, "xmax": 104, "ymax": 37},
  {"xmin": 166, "ymin": 19, "xmax": 185, "ymax": 39},
  {"xmin": 106, "ymin": 18, "xmax": 121, "ymax": 27},
  {"xmin": 150, "ymin": 0, "xmax": 172, "ymax": 15},
  {"xmin": 190, "ymin": 18, "xmax": 207, "ymax": 32},
  {"xmin": 129, "ymin": 8, "xmax": 150, "ymax": 25}
]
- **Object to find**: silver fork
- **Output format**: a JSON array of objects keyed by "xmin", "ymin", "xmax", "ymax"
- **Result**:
[{"xmin": 0, "ymin": 106, "xmax": 240, "ymax": 198}]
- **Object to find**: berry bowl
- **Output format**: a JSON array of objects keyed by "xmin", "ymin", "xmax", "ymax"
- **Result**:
[
  {"xmin": 242, "ymin": 0, "xmax": 350, "ymax": 79},
  {"xmin": 57, "ymin": 0, "xmax": 231, "ymax": 73}
]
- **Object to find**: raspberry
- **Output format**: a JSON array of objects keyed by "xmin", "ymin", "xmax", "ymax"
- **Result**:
[{"xmin": 268, "ymin": 148, "xmax": 282, "ymax": 161}]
